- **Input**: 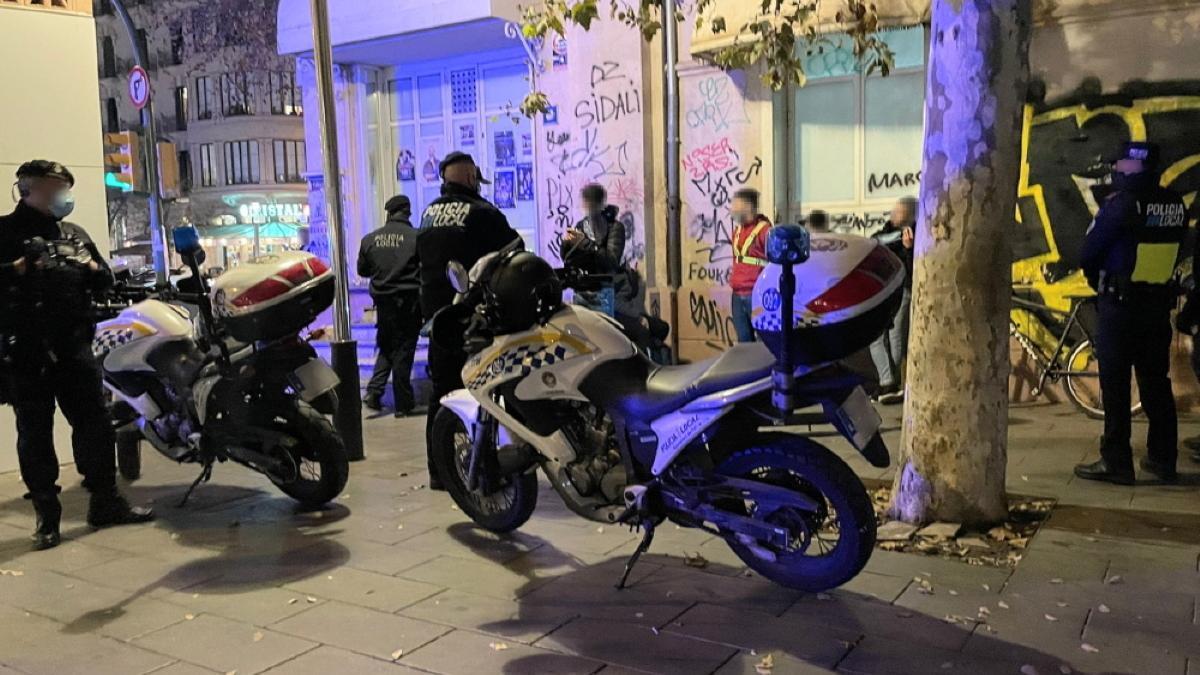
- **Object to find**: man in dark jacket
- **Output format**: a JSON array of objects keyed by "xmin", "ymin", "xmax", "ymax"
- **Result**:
[
  {"xmin": 358, "ymin": 195, "xmax": 421, "ymax": 417},
  {"xmin": 1076, "ymin": 142, "xmax": 1187, "ymax": 485},
  {"xmin": 0, "ymin": 160, "xmax": 153, "ymax": 550},
  {"xmin": 417, "ymin": 152, "xmax": 522, "ymax": 489},
  {"xmin": 869, "ymin": 197, "xmax": 917, "ymax": 404},
  {"xmin": 563, "ymin": 183, "xmax": 627, "ymax": 313}
]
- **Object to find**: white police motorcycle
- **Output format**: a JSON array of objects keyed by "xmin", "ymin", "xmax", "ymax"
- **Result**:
[
  {"xmin": 94, "ymin": 226, "xmax": 348, "ymax": 507},
  {"xmin": 430, "ymin": 226, "xmax": 902, "ymax": 591}
]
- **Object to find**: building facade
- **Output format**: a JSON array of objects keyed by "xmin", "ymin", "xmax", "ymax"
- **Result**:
[
  {"xmin": 94, "ymin": 0, "xmax": 308, "ymax": 269},
  {"xmin": 278, "ymin": 0, "xmax": 1200, "ymax": 367},
  {"xmin": 0, "ymin": 0, "xmax": 109, "ymax": 472}
]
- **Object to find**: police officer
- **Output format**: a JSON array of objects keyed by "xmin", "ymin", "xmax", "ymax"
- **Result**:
[
  {"xmin": 1076, "ymin": 142, "xmax": 1187, "ymax": 485},
  {"xmin": 0, "ymin": 160, "xmax": 153, "ymax": 550},
  {"xmin": 359, "ymin": 195, "xmax": 422, "ymax": 417},
  {"xmin": 417, "ymin": 152, "xmax": 522, "ymax": 489}
]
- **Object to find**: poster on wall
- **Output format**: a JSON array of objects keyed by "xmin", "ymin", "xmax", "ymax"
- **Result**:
[
  {"xmin": 493, "ymin": 131, "xmax": 515, "ymax": 167},
  {"xmin": 543, "ymin": 105, "xmax": 559, "ymax": 126},
  {"xmin": 516, "ymin": 164, "xmax": 533, "ymax": 202},
  {"xmin": 521, "ymin": 133, "xmax": 533, "ymax": 157},
  {"xmin": 458, "ymin": 122, "xmax": 476, "ymax": 148},
  {"xmin": 396, "ymin": 149, "xmax": 415, "ymax": 182},
  {"xmin": 494, "ymin": 170, "xmax": 515, "ymax": 209},
  {"xmin": 552, "ymin": 37, "xmax": 568, "ymax": 70},
  {"xmin": 421, "ymin": 140, "xmax": 443, "ymax": 183}
]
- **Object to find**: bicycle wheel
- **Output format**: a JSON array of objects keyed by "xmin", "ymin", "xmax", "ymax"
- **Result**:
[{"xmin": 1064, "ymin": 339, "xmax": 1143, "ymax": 419}]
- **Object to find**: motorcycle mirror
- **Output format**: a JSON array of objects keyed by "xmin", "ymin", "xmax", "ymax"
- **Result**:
[
  {"xmin": 447, "ymin": 261, "xmax": 469, "ymax": 294},
  {"xmin": 172, "ymin": 226, "xmax": 203, "ymax": 256}
]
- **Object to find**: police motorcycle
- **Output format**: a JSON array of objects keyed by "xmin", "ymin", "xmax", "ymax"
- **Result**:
[
  {"xmin": 430, "ymin": 225, "xmax": 902, "ymax": 591},
  {"xmin": 92, "ymin": 226, "xmax": 348, "ymax": 507}
]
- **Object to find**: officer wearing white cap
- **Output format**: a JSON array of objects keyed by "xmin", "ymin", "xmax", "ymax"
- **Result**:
[
  {"xmin": 416, "ymin": 151, "xmax": 521, "ymax": 489},
  {"xmin": 1077, "ymin": 142, "xmax": 1187, "ymax": 485},
  {"xmin": 0, "ymin": 160, "xmax": 153, "ymax": 550}
]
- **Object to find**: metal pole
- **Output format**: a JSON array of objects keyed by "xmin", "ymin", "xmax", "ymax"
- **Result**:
[
  {"xmin": 663, "ymin": 1, "xmax": 682, "ymax": 289},
  {"xmin": 309, "ymin": 0, "xmax": 364, "ymax": 461},
  {"xmin": 111, "ymin": 0, "xmax": 169, "ymax": 284}
]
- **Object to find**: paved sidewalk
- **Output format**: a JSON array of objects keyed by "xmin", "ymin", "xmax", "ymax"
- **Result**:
[{"xmin": 0, "ymin": 403, "xmax": 1197, "ymax": 675}]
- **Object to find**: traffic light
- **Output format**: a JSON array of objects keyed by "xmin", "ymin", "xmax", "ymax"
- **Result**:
[
  {"xmin": 104, "ymin": 130, "xmax": 142, "ymax": 193},
  {"xmin": 157, "ymin": 142, "xmax": 180, "ymax": 199}
]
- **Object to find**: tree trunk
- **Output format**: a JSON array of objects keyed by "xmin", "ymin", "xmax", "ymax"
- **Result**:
[{"xmin": 888, "ymin": 0, "xmax": 1031, "ymax": 526}]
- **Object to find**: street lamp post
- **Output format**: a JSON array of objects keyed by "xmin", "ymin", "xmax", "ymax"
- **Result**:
[
  {"xmin": 110, "ymin": 0, "xmax": 169, "ymax": 284},
  {"xmin": 308, "ymin": 0, "xmax": 364, "ymax": 461}
]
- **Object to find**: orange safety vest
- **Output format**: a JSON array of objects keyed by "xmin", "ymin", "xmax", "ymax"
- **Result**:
[{"xmin": 735, "ymin": 221, "xmax": 768, "ymax": 267}]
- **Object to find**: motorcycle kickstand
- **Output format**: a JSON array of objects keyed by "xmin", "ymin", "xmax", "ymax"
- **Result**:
[
  {"xmin": 615, "ymin": 521, "xmax": 655, "ymax": 590},
  {"xmin": 179, "ymin": 460, "xmax": 214, "ymax": 507}
]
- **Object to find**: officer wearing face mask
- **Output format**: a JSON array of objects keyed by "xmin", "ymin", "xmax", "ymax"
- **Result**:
[
  {"xmin": 1076, "ymin": 142, "xmax": 1188, "ymax": 486},
  {"xmin": 0, "ymin": 160, "xmax": 154, "ymax": 550},
  {"xmin": 417, "ymin": 151, "xmax": 522, "ymax": 489}
]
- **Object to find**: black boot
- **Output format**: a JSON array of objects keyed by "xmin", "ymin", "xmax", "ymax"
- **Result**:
[
  {"xmin": 30, "ymin": 494, "xmax": 62, "ymax": 550},
  {"xmin": 87, "ymin": 489, "xmax": 154, "ymax": 528},
  {"xmin": 1074, "ymin": 459, "xmax": 1135, "ymax": 485},
  {"xmin": 1139, "ymin": 457, "xmax": 1178, "ymax": 484},
  {"xmin": 364, "ymin": 392, "xmax": 383, "ymax": 412}
]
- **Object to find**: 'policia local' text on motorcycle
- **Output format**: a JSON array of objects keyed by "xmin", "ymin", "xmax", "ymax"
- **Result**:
[
  {"xmin": 93, "ymin": 226, "xmax": 348, "ymax": 507},
  {"xmin": 430, "ymin": 226, "xmax": 902, "ymax": 591}
]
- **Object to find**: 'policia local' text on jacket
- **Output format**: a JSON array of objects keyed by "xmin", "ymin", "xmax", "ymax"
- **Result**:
[
  {"xmin": 1081, "ymin": 172, "xmax": 1188, "ymax": 292},
  {"xmin": 416, "ymin": 182, "xmax": 522, "ymax": 320},
  {"xmin": 357, "ymin": 212, "xmax": 420, "ymax": 299}
]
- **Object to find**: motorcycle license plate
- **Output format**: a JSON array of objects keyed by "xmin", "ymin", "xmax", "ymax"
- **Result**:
[
  {"xmin": 837, "ymin": 386, "xmax": 882, "ymax": 451},
  {"xmin": 290, "ymin": 359, "xmax": 340, "ymax": 401}
]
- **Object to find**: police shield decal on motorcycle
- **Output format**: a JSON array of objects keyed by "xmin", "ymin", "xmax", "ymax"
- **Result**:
[{"xmin": 430, "ymin": 228, "xmax": 903, "ymax": 591}]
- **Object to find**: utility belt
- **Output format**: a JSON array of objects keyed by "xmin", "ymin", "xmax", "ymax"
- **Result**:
[{"xmin": 1096, "ymin": 273, "xmax": 1178, "ymax": 303}]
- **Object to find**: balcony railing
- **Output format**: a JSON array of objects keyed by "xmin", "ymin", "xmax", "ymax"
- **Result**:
[{"xmin": 1, "ymin": 0, "xmax": 92, "ymax": 14}]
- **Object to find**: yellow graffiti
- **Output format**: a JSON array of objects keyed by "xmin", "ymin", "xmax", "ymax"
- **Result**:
[{"xmin": 1012, "ymin": 96, "xmax": 1200, "ymax": 356}]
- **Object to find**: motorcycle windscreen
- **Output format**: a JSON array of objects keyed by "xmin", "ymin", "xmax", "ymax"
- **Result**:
[{"xmin": 751, "ymin": 234, "xmax": 905, "ymax": 364}]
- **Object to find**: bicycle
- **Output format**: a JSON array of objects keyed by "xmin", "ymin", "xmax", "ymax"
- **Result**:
[{"xmin": 1010, "ymin": 292, "xmax": 1142, "ymax": 420}]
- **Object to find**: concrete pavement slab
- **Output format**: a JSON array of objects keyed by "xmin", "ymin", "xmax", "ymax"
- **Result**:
[
  {"xmin": 282, "ymin": 565, "xmax": 442, "ymax": 612},
  {"xmin": 270, "ymin": 600, "xmax": 450, "ymax": 660},
  {"xmin": 662, "ymin": 603, "xmax": 855, "ymax": 669},
  {"xmin": 535, "ymin": 618, "xmax": 737, "ymax": 675},
  {"xmin": 132, "ymin": 613, "xmax": 317, "ymax": 675},
  {"xmin": 262, "ymin": 645, "xmax": 424, "ymax": 674},
  {"xmin": 399, "ymin": 588, "xmax": 576, "ymax": 643},
  {"xmin": 402, "ymin": 628, "xmax": 604, "ymax": 675}
]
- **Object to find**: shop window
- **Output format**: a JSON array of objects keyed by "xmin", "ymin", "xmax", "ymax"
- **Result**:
[{"xmin": 787, "ymin": 26, "xmax": 926, "ymax": 210}]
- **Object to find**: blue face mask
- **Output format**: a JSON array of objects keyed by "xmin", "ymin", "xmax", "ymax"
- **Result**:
[{"xmin": 49, "ymin": 190, "xmax": 75, "ymax": 219}]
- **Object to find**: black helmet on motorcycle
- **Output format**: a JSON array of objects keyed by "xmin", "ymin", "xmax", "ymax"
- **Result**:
[{"xmin": 484, "ymin": 251, "xmax": 562, "ymax": 333}]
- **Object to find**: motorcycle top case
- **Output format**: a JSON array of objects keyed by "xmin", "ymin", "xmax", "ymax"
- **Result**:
[
  {"xmin": 751, "ymin": 233, "xmax": 905, "ymax": 364},
  {"xmin": 211, "ymin": 251, "xmax": 334, "ymax": 342}
]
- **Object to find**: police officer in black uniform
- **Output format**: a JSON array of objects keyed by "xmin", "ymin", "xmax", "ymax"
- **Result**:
[
  {"xmin": 359, "ymin": 194, "xmax": 422, "ymax": 417},
  {"xmin": 1076, "ymin": 142, "xmax": 1187, "ymax": 485},
  {"xmin": 417, "ymin": 152, "xmax": 522, "ymax": 489},
  {"xmin": 0, "ymin": 160, "xmax": 153, "ymax": 550}
]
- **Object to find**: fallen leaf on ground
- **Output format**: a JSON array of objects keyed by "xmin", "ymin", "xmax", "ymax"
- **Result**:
[
  {"xmin": 948, "ymin": 589, "xmax": 959, "ymax": 596},
  {"xmin": 982, "ymin": 584, "xmax": 991, "ymax": 591},
  {"xmin": 917, "ymin": 522, "xmax": 962, "ymax": 539},
  {"xmin": 391, "ymin": 649, "xmax": 404, "ymax": 660},
  {"xmin": 1080, "ymin": 643, "xmax": 1100, "ymax": 653},
  {"xmin": 1020, "ymin": 665, "xmax": 1039, "ymax": 675},
  {"xmin": 287, "ymin": 598, "xmax": 297, "ymax": 605},
  {"xmin": 1049, "ymin": 578, "xmax": 1063, "ymax": 584},
  {"xmin": 1105, "ymin": 575, "xmax": 1122, "ymax": 585},
  {"xmin": 184, "ymin": 614, "xmax": 195, "ymax": 620},
  {"xmin": 755, "ymin": 653, "xmax": 775, "ymax": 674},
  {"xmin": 252, "ymin": 631, "xmax": 264, "ymax": 642},
  {"xmin": 489, "ymin": 642, "xmax": 509, "ymax": 651},
  {"xmin": 998, "ymin": 601, "xmax": 1010, "ymax": 609},
  {"xmin": 1056, "ymin": 601, "xmax": 1068, "ymax": 608},
  {"xmin": 306, "ymin": 596, "xmax": 318, "ymax": 603},
  {"xmin": 1097, "ymin": 604, "xmax": 1110, "ymax": 614},
  {"xmin": 1044, "ymin": 614, "xmax": 1058, "ymax": 622},
  {"xmin": 816, "ymin": 593, "xmax": 832, "ymax": 601},
  {"xmin": 683, "ymin": 552, "xmax": 709, "ymax": 569},
  {"xmin": 1058, "ymin": 665, "xmax": 1073, "ymax": 674}
]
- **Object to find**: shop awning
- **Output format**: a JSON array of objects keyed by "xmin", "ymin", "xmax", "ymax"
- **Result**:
[{"xmin": 199, "ymin": 223, "xmax": 304, "ymax": 241}]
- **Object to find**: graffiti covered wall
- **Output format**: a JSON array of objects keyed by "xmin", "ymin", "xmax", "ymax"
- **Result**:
[
  {"xmin": 676, "ymin": 67, "xmax": 765, "ymax": 360},
  {"xmin": 534, "ymin": 23, "xmax": 648, "ymax": 270}
]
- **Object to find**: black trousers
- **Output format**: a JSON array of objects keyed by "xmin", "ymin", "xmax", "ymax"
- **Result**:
[
  {"xmin": 1096, "ymin": 294, "xmax": 1178, "ymax": 471},
  {"xmin": 366, "ymin": 292, "xmax": 422, "ymax": 412},
  {"xmin": 11, "ymin": 341, "xmax": 117, "ymax": 499},
  {"xmin": 424, "ymin": 336, "xmax": 467, "ymax": 481}
]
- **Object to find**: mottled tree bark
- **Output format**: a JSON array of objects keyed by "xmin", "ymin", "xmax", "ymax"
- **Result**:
[{"xmin": 888, "ymin": 0, "xmax": 1031, "ymax": 526}]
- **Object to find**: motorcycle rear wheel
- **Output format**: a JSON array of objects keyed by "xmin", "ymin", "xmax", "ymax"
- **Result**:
[
  {"xmin": 432, "ymin": 408, "xmax": 537, "ymax": 533},
  {"xmin": 716, "ymin": 437, "xmax": 876, "ymax": 592},
  {"xmin": 270, "ymin": 401, "xmax": 350, "ymax": 508}
]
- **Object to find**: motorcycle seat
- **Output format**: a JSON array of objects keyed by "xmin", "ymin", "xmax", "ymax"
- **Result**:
[{"xmin": 616, "ymin": 343, "xmax": 775, "ymax": 420}]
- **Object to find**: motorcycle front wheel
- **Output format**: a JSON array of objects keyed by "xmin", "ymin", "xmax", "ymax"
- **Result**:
[
  {"xmin": 270, "ymin": 401, "xmax": 350, "ymax": 508},
  {"xmin": 716, "ymin": 436, "xmax": 876, "ymax": 592},
  {"xmin": 431, "ymin": 408, "xmax": 537, "ymax": 533}
]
